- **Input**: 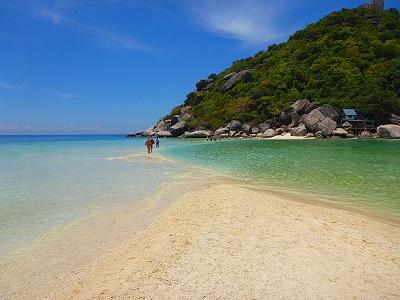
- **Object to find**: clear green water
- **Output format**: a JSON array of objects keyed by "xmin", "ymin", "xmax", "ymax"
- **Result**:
[{"xmin": 162, "ymin": 139, "xmax": 400, "ymax": 222}]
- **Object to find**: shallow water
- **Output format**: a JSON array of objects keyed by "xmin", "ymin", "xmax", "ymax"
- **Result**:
[
  {"xmin": 162, "ymin": 138, "xmax": 400, "ymax": 222},
  {"xmin": 0, "ymin": 135, "xmax": 189, "ymax": 258}
]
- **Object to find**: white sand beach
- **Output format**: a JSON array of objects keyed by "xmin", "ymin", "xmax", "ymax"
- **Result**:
[{"xmin": 39, "ymin": 183, "xmax": 400, "ymax": 299}]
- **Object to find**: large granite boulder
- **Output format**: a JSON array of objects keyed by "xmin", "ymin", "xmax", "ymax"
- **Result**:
[
  {"xmin": 291, "ymin": 99, "xmax": 310, "ymax": 115},
  {"xmin": 262, "ymin": 129, "xmax": 276, "ymax": 138},
  {"xmin": 214, "ymin": 127, "xmax": 229, "ymax": 136},
  {"xmin": 289, "ymin": 111, "xmax": 301, "ymax": 127},
  {"xmin": 221, "ymin": 69, "xmax": 252, "ymax": 93},
  {"xmin": 317, "ymin": 117, "xmax": 337, "ymax": 137},
  {"xmin": 377, "ymin": 124, "xmax": 400, "ymax": 139},
  {"xmin": 333, "ymin": 128, "xmax": 348, "ymax": 137},
  {"xmin": 342, "ymin": 121, "xmax": 352, "ymax": 130},
  {"xmin": 318, "ymin": 104, "xmax": 340, "ymax": 123},
  {"xmin": 258, "ymin": 122, "xmax": 270, "ymax": 132},
  {"xmin": 229, "ymin": 131, "xmax": 236, "ymax": 137},
  {"xmin": 170, "ymin": 121, "xmax": 187, "ymax": 137},
  {"xmin": 170, "ymin": 115, "xmax": 181, "ymax": 126},
  {"xmin": 181, "ymin": 113, "xmax": 193, "ymax": 121},
  {"xmin": 279, "ymin": 110, "xmax": 292, "ymax": 125},
  {"xmin": 143, "ymin": 128, "xmax": 155, "ymax": 136},
  {"xmin": 305, "ymin": 133, "xmax": 315, "ymax": 138},
  {"xmin": 291, "ymin": 124, "xmax": 308, "ymax": 136},
  {"xmin": 242, "ymin": 124, "xmax": 252, "ymax": 134},
  {"xmin": 156, "ymin": 130, "xmax": 172, "ymax": 137},
  {"xmin": 315, "ymin": 131, "xmax": 324, "ymax": 139},
  {"xmin": 251, "ymin": 127, "xmax": 260, "ymax": 134},
  {"xmin": 155, "ymin": 120, "xmax": 169, "ymax": 132},
  {"xmin": 302, "ymin": 109, "xmax": 326, "ymax": 132},
  {"xmin": 182, "ymin": 130, "xmax": 211, "ymax": 138},
  {"xmin": 227, "ymin": 120, "xmax": 242, "ymax": 131},
  {"xmin": 304, "ymin": 102, "xmax": 319, "ymax": 115}
]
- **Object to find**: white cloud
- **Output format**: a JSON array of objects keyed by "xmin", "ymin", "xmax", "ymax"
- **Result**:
[
  {"xmin": 0, "ymin": 81, "xmax": 17, "ymax": 90},
  {"xmin": 187, "ymin": 0, "xmax": 289, "ymax": 45},
  {"xmin": 33, "ymin": 2, "xmax": 149, "ymax": 51}
]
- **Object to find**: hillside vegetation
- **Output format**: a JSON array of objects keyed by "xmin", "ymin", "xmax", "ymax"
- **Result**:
[{"xmin": 169, "ymin": 6, "xmax": 400, "ymax": 130}]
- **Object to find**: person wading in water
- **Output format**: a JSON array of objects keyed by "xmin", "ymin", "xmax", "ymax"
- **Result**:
[
  {"xmin": 145, "ymin": 136, "xmax": 154, "ymax": 154},
  {"xmin": 155, "ymin": 136, "xmax": 160, "ymax": 148}
]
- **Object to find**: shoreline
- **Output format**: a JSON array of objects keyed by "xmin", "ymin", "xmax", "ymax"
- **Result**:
[{"xmin": 1, "ymin": 151, "xmax": 399, "ymax": 299}]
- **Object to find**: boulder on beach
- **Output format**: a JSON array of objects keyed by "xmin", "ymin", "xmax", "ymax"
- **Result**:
[
  {"xmin": 242, "ymin": 124, "xmax": 252, "ymax": 134},
  {"xmin": 315, "ymin": 131, "xmax": 324, "ymax": 138},
  {"xmin": 289, "ymin": 111, "xmax": 300, "ymax": 127},
  {"xmin": 291, "ymin": 124, "xmax": 308, "ymax": 136},
  {"xmin": 342, "ymin": 121, "xmax": 352, "ymax": 129},
  {"xmin": 227, "ymin": 120, "xmax": 242, "ymax": 131},
  {"xmin": 220, "ymin": 133, "xmax": 229, "ymax": 138},
  {"xmin": 318, "ymin": 104, "xmax": 340, "ymax": 123},
  {"xmin": 318, "ymin": 117, "xmax": 337, "ymax": 137},
  {"xmin": 156, "ymin": 130, "xmax": 172, "ymax": 137},
  {"xmin": 182, "ymin": 130, "xmax": 211, "ymax": 138},
  {"xmin": 262, "ymin": 129, "xmax": 276, "ymax": 138},
  {"xmin": 214, "ymin": 127, "xmax": 229, "ymax": 136},
  {"xmin": 377, "ymin": 124, "xmax": 400, "ymax": 139},
  {"xmin": 302, "ymin": 109, "xmax": 326, "ymax": 132},
  {"xmin": 258, "ymin": 122, "xmax": 270, "ymax": 132},
  {"xmin": 170, "ymin": 121, "xmax": 187, "ymax": 137},
  {"xmin": 305, "ymin": 133, "xmax": 315, "ymax": 138},
  {"xmin": 251, "ymin": 127, "xmax": 260, "ymax": 134},
  {"xmin": 279, "ymin": 110, "xmax": 292, "ymax": 125},
  {"xmin": 333, "ymin": 128, "xmax": 348, "ymax": 137},
  {"xmin": 360, "ymin": 130, "xmax": 374, "ymax": 138},
  {"xmin": 291, "ymin": 99, "xmax": 310, "ymax": 115},
  {"xmin": 304, "ymin": 102, "xmax": 319, "ymax": 115}
]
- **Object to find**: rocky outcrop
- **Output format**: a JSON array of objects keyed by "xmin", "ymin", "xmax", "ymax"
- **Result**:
[
  {"xmin": 181, "ymin": 113, "xmax": 193, "ymax": 121},
  {"xmin": 361, "ymin": 0, "xmax": 384, "ymax": 10},
  {"xmin": 170, "ymin": 115, "xmax": 181, "ymax": 126},
  {"xmin": 377, "ymin": 124, "xmax": 400, "ymax": 138},
  {"xmin": 155, "ymin": 120, "xmax": 169, "ymax": 132},
  {"xmin": 279, "ymin": 110, "xmax": 292, "ymax": 125},
  {"xmin": 221, "ymin": 69, "xmax": 252, "ymax": 93},
  {"xmin": 291, "ymin": 99, "xmax": 310, "ymax": 115},
  {"xmin": 319, "ymin": 117, "xmax": 337, "ymax": 137},
  {"xmin": 170, "ymin": 121, "xmax": 187, "ymax": 137},
  {"xmin": 251, "ymin": 127, "xmax": 260, "ymax": 134},
  {"xmin": 214, "ymin": 127, "xmax": 229, "ymax": 136},
  {"xmin": 242, "ymin": 124, "xmax": 251, "ymax": 134},
  {"xmin": 143, "ymin": 128, "xmax": 155, "ymax": 136},
  {"xmin": 258, "ymin": 123, "xmax": 270, "ymax": 132},
  {"xmin": 291, "ymin": 124, "xmax": 307, "ymax": 136},
  {"xmin": 333, "ymin": 128, "xmax": 348, "ymax": 137},
  {"xmin": 302, "ymin": 109, "xmax": 326, "ymax": 132},
  {"xmin": 227, "ymin": 120, "xmax": 242, "ymax": 131},
  {"xmin": 262, "ymin": 129, "xmax": 276, "ymax": 138},
  {"xmin": 318, "ymin": 104, "xmax": 340, "ymax": 123},
  {"xmin": 182, "ymin": 130, "xmax": 211, "ymax": 138},
  {"xmin": 156, "ymin": 131, "xmax": 172, "ymax": 137},
  {"xmin": 304, "ymin": 102, "xmax": 319, "ymax": 115}
]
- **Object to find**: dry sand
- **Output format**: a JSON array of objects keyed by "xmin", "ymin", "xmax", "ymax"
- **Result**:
[{"xmin": 46, "ymin": 183, "xmax": 400, "ymax": 299}]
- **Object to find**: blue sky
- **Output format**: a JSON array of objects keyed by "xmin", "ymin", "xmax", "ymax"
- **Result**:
[{"xmin": 1, "ymin": 0, "xmax": 399, "ymax": 134}]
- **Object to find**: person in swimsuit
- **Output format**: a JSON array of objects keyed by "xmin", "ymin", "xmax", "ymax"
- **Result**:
[
  {"xmin": 155, "ymin": 137, "xmax": 160, "ymax": 148},
  {"xmin": 145, "ymin": 136, "xmax": 154, "ymax": 154}
]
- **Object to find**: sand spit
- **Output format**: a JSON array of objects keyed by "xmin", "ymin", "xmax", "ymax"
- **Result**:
[{"xmin": 48, "ymin": 184, "xmax": 400, "ymax": 299}]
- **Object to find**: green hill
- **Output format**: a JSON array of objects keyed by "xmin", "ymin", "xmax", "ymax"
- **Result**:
[{"xmin": 168, "ymin": 5, "xmax": 400, "ymax": 130}]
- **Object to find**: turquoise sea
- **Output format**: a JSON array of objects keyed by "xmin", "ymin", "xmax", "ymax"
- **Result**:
[{"xmin": 0, "ymin": 135, "xmax": 399, "ymax": 260}]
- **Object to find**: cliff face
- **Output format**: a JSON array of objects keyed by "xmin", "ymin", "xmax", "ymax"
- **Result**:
[{"xmin": 164, "ymin": 5, "xmax": 400, "ymax": 131}]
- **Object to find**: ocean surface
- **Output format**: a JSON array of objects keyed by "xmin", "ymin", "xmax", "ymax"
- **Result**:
[{"xmin": 1, "ymin": 135, "xmax": 399, "ymax": 259}]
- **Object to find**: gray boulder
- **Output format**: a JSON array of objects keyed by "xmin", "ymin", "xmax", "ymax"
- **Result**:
[
  {"xmin": 214, "ymin": 127, "xmax": 229, "ymax": 136},
  {"xmin": 318, "ymin": 104, "xmax": 340, "ymax": 123},
  {"xmin": 170, "ymin": 121, "xmax": 187, "ymax": 137},
  {"xmin": 304, "ymin": 102, "xmax": 319, "ymax": 115},
  {"xmin": 360, "ymin": 130, "xmax": 373, "ymax": 138},
  {"xmin": 377, "ymin": 124, "xmax": 400, "ymax": 139},
  {"xmin": 333, "ymin": 128, "xmax": 348, "ymax": 137},
  {"xmin": 170, "ymin": 115, "xmax": 181, "ymax": 126},
  {"xmin": 155, "ymin": 120, "xmax": 169, "ymax": 132},
  {"xmin": 234, "ymin": 131, "xmax": 243, "ymax": 137},
  {"xmin": 223, "ymin": 72, "xmax": 236, "ymax": 80},
  {"xmin": 242, "ymin": 124, "xmax": 252, "ymax": 134},
  {"xmin": 291, "ymin": 99, "xmax": 310, "ymax": 115},
  {"xmin": 227, "ymin": 120, "xmax": 242, "ymax": 131},
  {"xmin": 251, "ymin": 127, "xmax": 260, "ymax": 134},
  {"xmin": 196, "ymin": 79, "xmax": 208, "ymax": 92},
  {"xmin": 315, "ymin": 131, "xmax": 324, "ymax": 139},
  {"xmin": 289, "ymin": 111, "xmax": 300, "ymax": 127},
  {"xmin": 317, "ymin": 117, "xmax": 337, "ymax": 137},
  {"xmin": 143, "ymin": 128, "xmax": 155, "ymax": 136},
  {"xmin": 302, "ymin": 109, "xmax": 326, "ymax": 132},
  {"xmin": 258, "ymin": 122, "xmax": 270, "ymax": 132},
  {"xmin": 275, "ymin": 127, "xmax": 286, "ymax": 135},
  {"xmin": 220, "ymin": 133, "xmax": 229, "ymax": 138},
  {"xmin": 291, "ymin": 124, "xmax": 308, "ymax": 136},
  {"xmin": 279, "ymin": 110, "xmax": 292, "ymax": 125},
  {"xmin": 305, "ymin": 133, "xmax": 315, "ymax": 138},
  {"xmin": 181, "ymin": 113, "xmax": 193, "ymax": 121},
  {"xmin": 262, "ymin": 129, "xmax": 276, "ymax": 138},
  {"xmin": 229, "ymin": 131, "xmax": 236, "ymax": 137},
  {"xmin": 156, "ymin": 130, "xmax": 172, "ymax": 138},
  {"xmin": 182, "ymin": 130, "xmax": 211, "ymax": 138},
  {"xmin": 221, "ymin": 69, "xmax": 252, "ymax": 93}
]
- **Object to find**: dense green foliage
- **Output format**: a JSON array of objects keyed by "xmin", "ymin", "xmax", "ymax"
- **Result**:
[{"xmin": 172, "ymin": 7, "xmax": 400, "ymax": 130}]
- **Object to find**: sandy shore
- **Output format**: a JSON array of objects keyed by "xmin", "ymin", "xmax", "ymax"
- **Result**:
[{"xmin": 43, "ymin": 183, "xmax": 400, "ymax": 299}]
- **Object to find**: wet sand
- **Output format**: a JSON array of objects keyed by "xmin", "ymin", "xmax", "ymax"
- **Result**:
[{"xmin": 46, "ymin": 183, "xmax": 400, "ymax": 299}]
